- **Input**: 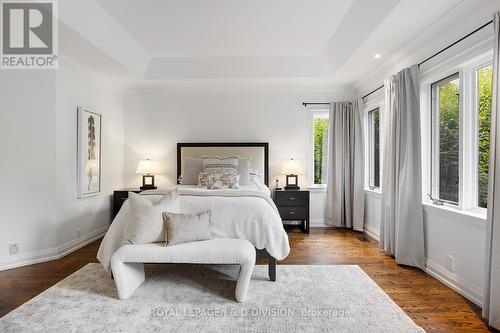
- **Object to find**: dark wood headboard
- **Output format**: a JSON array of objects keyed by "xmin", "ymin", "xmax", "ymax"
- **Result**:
[{"xmin": 177, "ymin": 142, "xmax": 269, "ymax": 186}]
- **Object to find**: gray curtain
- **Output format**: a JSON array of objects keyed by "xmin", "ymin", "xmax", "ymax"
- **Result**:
[
  {"xmin": 483, "ymin": 11, "xmax": 500, "ymax": 330},
  {"xmin": 380, "ymin": 65, "xmax": 425, "ymax": 269},
  {"xmin": 325, "ymin": 100, "xmax": 364, "ymax": 230}
]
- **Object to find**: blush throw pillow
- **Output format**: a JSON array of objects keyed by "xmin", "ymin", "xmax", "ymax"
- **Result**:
[
  {"xmin": 162, "ymin": 210, "xmax": 213, "ymax": 246},
  {"xmin": 127, "ymin": 189, "xmax": 180, "ymax": 244}
]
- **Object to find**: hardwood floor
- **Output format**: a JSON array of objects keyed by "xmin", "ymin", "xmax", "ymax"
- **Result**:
[{"xmin": 0, "ymin": 228, "xmax": 492, "ymax": 332}]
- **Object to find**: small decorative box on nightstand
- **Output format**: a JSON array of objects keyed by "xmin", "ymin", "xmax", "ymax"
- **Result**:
[
  {"xmin": 113, "ymin": 189, "xmax": 142, "ymax": 219},
  {"xmin": 274, "ymin": 189, "xmax": 310, "ymax": 234}
]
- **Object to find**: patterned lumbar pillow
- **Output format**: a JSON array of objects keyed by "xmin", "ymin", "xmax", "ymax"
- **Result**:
[
  {"xmin": 198, "ymin": 172, "xmax": 240, "ymax": 189},
  {"xmin": 162, "ymin": 210, "xmax": 212, "ymax": 246},
  {"xmin": 127, "ymin": 189, "xmax": 180, "ymax": 244},
  {"xmin": 202, "ymin": 155, "xmax": 239, "ymax": 175}
]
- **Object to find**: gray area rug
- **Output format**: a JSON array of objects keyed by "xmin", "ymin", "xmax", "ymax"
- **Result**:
[{"xmin": 0, "ymin": 264, "xmax": 424, "ymax": 332}]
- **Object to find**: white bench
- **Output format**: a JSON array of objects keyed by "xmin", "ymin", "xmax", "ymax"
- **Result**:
[{"xmin": 111, "ymin": 238, "xmax": 256, "ymax": 302}]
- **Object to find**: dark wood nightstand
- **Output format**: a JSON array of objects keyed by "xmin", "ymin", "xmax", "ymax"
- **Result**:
[
  {"xmin": 274, "ymin": 189, "xmax": 310, "ymax": 234},
  {"xmin": 113, "ymin": 189, "xmax": 142, "ymax": 219}
]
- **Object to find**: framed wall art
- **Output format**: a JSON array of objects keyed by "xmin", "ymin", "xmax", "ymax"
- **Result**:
[{"xmin": 77, "ymin": 106, "xmax": 101, "ymax": 198}]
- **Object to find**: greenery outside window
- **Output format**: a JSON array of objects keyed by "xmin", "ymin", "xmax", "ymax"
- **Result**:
[
  {"xmin": 310, "ymin": 110, "xmax": 329, "ymax": 186},
  {"xmin": 477, "ymin": 64, "xmax": 493, "ymax": 208},
  {"xmin": 429, "ymin": 58, "xmax": 493, "ymax": 212},
  {"xmin": 431, "ymin": 73, "xmax": 460, "ymax": 204}
]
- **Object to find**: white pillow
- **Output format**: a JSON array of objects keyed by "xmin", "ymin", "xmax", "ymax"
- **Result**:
[
  {"xmin": 237, "ymin": 158, "xmax": 251, "ymax": 185},
  {"xmin": 181, "ymin": 157, "xmax": 203, "ymax": 185},
  {"xmin": 127, "ymin": 189, "xmax": 180, "ymax": 244}
]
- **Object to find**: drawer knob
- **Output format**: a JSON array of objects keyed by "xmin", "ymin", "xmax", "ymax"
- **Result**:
[
  {"xmin": 289, "ymin": 197, "xmax": 296, "ymax": 200},
  {"xmin": 289, "ymin": 211, "xmax": 295, "ymax": 215}
]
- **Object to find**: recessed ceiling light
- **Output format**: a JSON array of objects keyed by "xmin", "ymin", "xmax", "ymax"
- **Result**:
[{"xmin": 374, "ymin": 54, "xmax": 382, "ymax": 59}]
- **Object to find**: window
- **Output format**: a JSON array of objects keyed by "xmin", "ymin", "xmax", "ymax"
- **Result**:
[
  {"xmin": 368, "ymin": 108, "xmax": 381, "ymax": 189},
  {"xmin": 477, "ymin": 64, "xmax": 493, "ymax": 208},
  {"xmin": 428, "ymin": 58, "xmax": 493, "ymax": 212},
  {"xmin": 310, "ymin": 110, "xmax": 329, "ymax": 186},
  {"xmin": 431, "ymin": 74, "xmax": 460, "ymax": 203}
]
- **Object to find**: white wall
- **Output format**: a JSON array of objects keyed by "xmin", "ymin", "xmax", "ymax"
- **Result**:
[
  {"xmin": 123, "ymin": 89, "xmax": 351, "ymax": 190},
  {"xmin": 0, "ymin": 57, "xmax": 125, "ymax": 270},
  {"xmin": 0, "ymin": 70, "xmax": 57, "ymax": 261},
  {"xmin": 55, "ymin": 58, "xmax": 125, "ymax": 248}
]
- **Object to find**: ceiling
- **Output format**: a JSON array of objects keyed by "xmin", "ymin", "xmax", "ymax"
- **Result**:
[
  {"xmin": 57, "ymin": 0, "xmax": 493, "ymax": 90},
  {"xmin": 96, "ymin": 0, "xmax": 353, "ymax": 57}
]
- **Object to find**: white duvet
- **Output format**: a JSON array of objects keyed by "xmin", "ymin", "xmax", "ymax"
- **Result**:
[{"xmin": 97, "ymin": 182, "xmax": 290, "ymax": 272}]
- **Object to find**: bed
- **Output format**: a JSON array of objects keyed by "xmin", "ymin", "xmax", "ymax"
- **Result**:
[
  {"xmin": 176, "ymin": 142, "xmax": 289, "ymax": 280},
  {"xmin": 97, "ymin": 142, "xmax": 289, "ymax": 281}
]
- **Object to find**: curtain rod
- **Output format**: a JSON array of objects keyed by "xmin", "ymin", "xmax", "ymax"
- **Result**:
[
  {"xmin": 417, "ymin": 19, "xmax": 493, "ymax": 67},
  {"xmin": 302, "ymin": 102, "xmax": 330, "ymax": 107},
  {"xmin": 362, "ymin": 19, "xmax": 494, "ymax": 102}
]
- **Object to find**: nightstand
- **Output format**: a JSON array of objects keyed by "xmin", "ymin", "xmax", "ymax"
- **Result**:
[
  {"xmin": 113, "ymin": 189, "xmax": 142, "ymax": 219},
  {"xmin": 274, "ymin": 189, "xmax": 310, "ymax": 234}
]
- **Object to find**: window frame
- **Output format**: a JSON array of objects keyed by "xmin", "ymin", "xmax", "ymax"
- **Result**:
[
  {"xmin": 308, "ymin": 108, "xmax": 330, "ymax": 188},
  {"xmin": 470, "ymin": 60, "xmax": 493, "ymax": 212},
  {"xmin": 363, "ymin": 93, "xmax": 384, "ymax": 193},
  {"xmin": 367, "ymin": 107, "xmax": 381, "ymax": 190},
  {"xmin": 430, "ymin": 72, "xmax": 463, "ymax": 207},
  {"xmin": 423, "ymin": 50, "xmax": 493, "ymax": 215}
]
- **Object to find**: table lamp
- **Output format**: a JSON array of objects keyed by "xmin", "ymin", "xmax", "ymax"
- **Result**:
[
  {"xmin": 282, "ymin": 158, "xmax": 303, "ymax": 190},
  {"xmin": 136, "ymin": 159, "xmax": 160, "ymax": 190}
]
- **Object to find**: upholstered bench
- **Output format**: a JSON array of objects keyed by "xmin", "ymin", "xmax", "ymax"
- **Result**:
[{"xmin": 111, "ymin": 238, "xmax": 256, "ymax": 302}]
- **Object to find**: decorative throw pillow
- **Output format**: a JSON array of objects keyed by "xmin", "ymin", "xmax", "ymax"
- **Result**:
[
  {"xmin": 237, "ymin": 158, "xmax": 251, "ymax": 185},
  {"xmin": 198, "ymin": 172, "xmax": 240, "ymax": 189},
  {"xmin": 162, "ymin": 210, "xmax": 212, "ymax": 246},
  {"xmin": 202, "ymin": 155, "xmax": 239, "ymax": 175},
  {"xmin": 180, "ymin": 157, "xmax": 203, "ymax": 185},
  {"xmin": 127, "ymin": 189, "xmax": 180, "ymax": 244},
  {"xmin": 249, "ymin": 169, "xmax": 263, "ymax": 183}
]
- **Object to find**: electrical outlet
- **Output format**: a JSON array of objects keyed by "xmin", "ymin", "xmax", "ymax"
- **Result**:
[
  {"xmin": 9, "ymin": 243, "xmax": 19, "ymax": 255},
  {"xmin": 445, "ymin": 254, "xmax": 455, "ymax": 272},
  {"xmin": 76, "ymin": 228, "xmax": 82, "ymax": 239}
]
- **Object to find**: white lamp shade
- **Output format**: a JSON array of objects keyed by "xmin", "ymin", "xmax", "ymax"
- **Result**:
[
  {"xmin": 282, "ymin": 158, "xmax": 303, "ymax": 175},
  {"xmin": 136, "ymin": 159, "xmax": 161, "ymax": 174}
]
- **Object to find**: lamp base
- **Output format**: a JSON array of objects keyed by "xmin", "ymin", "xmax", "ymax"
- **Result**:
[
  {"xmin": 140, "ymin": 185, "xmax": 157, "ymax": 191},
  {"xmin": 141, "ymin": 174, "xmax": 156, "ymax": 191}
]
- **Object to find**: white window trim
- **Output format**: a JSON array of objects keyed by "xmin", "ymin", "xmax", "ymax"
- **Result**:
[
  {"xmin": 308, "ymin": 108, "xmax": 330, "ymax": 188},
  {"xmin": 363, "ymin": 93, "xmax": 384, "ymax": 193},
  {"xmin": 430, "ymin": 72, "xmax": 463, "ymax": 208},
  {"xmin": 469, "ymin": 59, "xmax": 493, "ymax": 214},
  {"xmin": 421, "ymin": 50, "xmax": 493, "ymax": 217},
  {"xmin": 367, "ymin": 108, "xmax": 381, "ymax": 190}
]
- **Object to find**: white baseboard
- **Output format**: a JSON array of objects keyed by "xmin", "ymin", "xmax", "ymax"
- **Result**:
[
  {"xmin": 0, "ymin": 225, "xmax": 108, "ymax": 271},
  {"xmin": 362, "ymin": 225, "xmax": 483, "ymax": 306},
  {"xmin": 424, "ymin": 259, "xmax": 483, "ymax": 307},
  {"xmin": 363, "ymin": 224, "xmax": 380, "ymax": 241}
]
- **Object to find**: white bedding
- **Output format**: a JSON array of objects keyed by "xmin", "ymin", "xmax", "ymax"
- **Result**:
[{"xmin": 97, "ymin": 181, "xmax": 290, "ymax": 272}]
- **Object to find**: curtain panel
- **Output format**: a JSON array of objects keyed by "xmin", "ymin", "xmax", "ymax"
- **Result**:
[
  {"xmin": 325, "ymin": 100, "xmax": 364, "ymax": 231},
  {"xmin": 380, "ymin": 65, "xmax": 425, "ymax": 269},
  {"xmin": 483, "ymin": 11, "xmax": 500, "ymax": 330}
]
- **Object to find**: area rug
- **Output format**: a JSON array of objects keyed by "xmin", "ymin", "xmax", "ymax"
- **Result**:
[{"xmin": 0, "ymin": 264, "xmax": 424, "ymax": 332}]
